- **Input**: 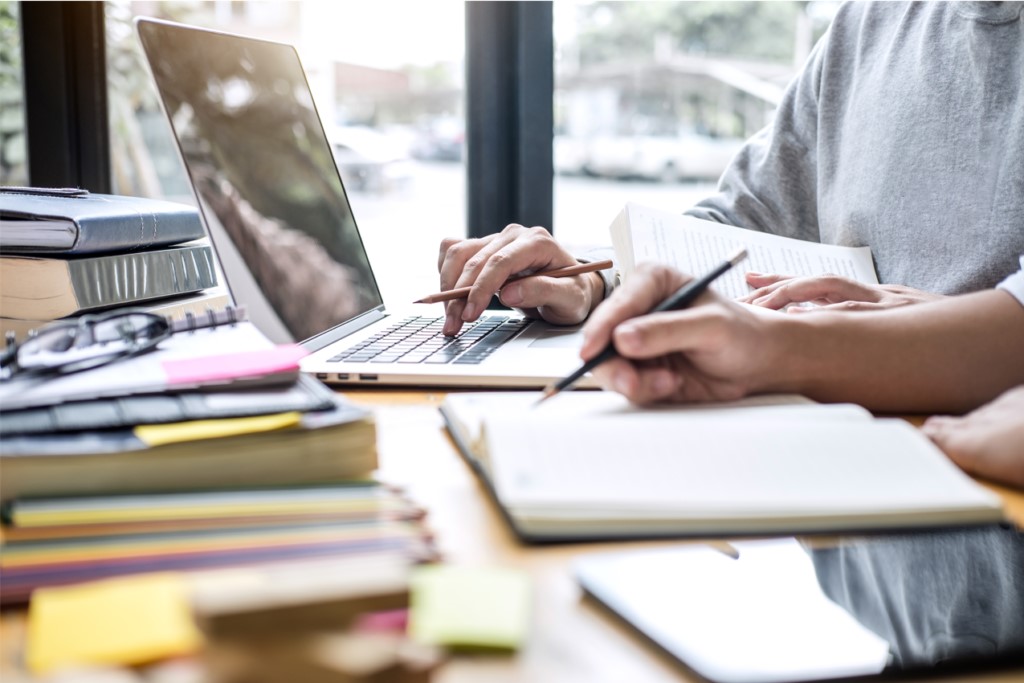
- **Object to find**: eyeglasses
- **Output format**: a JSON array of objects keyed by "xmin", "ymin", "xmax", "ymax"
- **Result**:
[
  {"xmin": 1, "ymin": 309, "xmax": 172, "ymax": 379},
  {"xmin": 0, "ymin": 305, "xmax": 247, "ymax": 381}
]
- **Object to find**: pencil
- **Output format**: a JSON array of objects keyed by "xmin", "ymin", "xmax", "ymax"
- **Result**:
[
  {"xmin": 535, "ymin": 247, "xmax": 748, "ymax": 405},
  {"xmin": 413, "ymin": 259, "xmax": 614, "ymax": 304}
]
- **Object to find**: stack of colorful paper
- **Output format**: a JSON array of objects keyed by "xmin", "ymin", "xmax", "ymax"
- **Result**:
[{"xmin": 1, "ymin": 484, "xmax": 435, "ymax": 604}]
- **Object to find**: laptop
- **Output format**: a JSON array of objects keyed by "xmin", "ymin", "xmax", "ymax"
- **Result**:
[{"xmin": 135, "ymin": 18, "xmax": 597, "ymax": 388}]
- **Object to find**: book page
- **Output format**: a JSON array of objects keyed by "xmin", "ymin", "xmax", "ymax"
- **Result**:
[
  {"xmin": 617, "ymin": 203, "xmax": 878, "ymax": 299},
  {"xmin": 484, "ymin": 416, "xmax": 999, "ymax": 523},
  {"xmin": 441, "ymin": 391, "xmax": 867, "ymax": 471}
]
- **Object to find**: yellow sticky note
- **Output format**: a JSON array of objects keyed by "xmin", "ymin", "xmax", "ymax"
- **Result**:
[
  {"xmin": 409, "ymin": 566, "xmax": 530, "ymax": 651},
  {"xmin": 134, "ymin": 412, "xmax": 302, "ymax": 447},
  {"xmin": 27, "ymin": 573, "xmax": 202, "ymax": 675}
]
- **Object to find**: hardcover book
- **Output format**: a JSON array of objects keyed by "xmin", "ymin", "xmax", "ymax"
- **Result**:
[
  {"xmin": 0, "ymin": 287, "xmax": 231, "ymax": 343},
  {"xmin": 0, "ymin": 243, "xmax": 219, "ymax": 319},
  {"xmin": 0, "ymin": 393, "xmax": 378, "ymax": 502},
  {"xmin": 0, "ymin": 188, "xmax": 206, "ymax": 255}
]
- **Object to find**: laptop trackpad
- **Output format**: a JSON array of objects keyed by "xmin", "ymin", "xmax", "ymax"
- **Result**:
[{"xmin": 528, "ymin": 329, "xmax": 584, "ymax": 348}]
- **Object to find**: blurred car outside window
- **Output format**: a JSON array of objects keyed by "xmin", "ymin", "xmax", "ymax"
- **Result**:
[
  {"xmin": 330, "ymin": 125, "xmax": 415, "ymax": 193},
  {"xmin": 581, "ymin": 127, "xmax": 745, "ymax": 183},
  {"xmin": 410, "ymin": 116, "xmax": 464, "ymax": 162},
  {"xmin": 552, "ymin": 1, "xmax": 839, "ymax": 248}
]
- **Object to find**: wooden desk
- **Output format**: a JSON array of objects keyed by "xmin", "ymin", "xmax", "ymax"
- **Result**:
[
  {"xmin": 349, "ymin": 390, "xmax": 1024, "ymax": 683},
  {"xmin": 2, "ymin": 390, "xmax": 1021, "ymax": 683}
]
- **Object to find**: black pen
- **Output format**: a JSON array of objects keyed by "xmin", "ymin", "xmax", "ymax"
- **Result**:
[{"xmin": 535, "ymin": 247, "xmax": 749, "ymax": 405}]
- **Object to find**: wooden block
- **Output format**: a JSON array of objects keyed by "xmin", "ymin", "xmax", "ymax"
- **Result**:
[
  {"xmin": 204, "ymin": 633, "xmax": 444, "ymax": 683},
  {"xmin": 192, "ymin": 556, "xmax": 411, "ymax": 641}
]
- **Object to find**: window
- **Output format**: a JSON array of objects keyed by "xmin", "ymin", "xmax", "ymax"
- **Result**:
[
  {"xmin": 106, "ymin": 0, "xmax": 466, "ymax": 305},
  {"xmin": 22, "ymin": 3, "xmax": 840, "ymax": 283},
  {"xmin": 0, "ymin": 0, "xmax": 27, "ymax": 186},
  {"xmin": 552, "ymin": 1, "xmax": 837, "ymax": 247}
]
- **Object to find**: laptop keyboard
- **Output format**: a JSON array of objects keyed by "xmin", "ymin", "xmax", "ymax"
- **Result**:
[{"xmin": 327, "ymin": 315, "xmax": 530, "ymax": 366}]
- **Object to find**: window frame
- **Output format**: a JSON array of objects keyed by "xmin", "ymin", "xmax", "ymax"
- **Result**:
[
  {"xmin": 18, "ymin": 0, "xmax": 557, "ymax": 239},
  {"xmin": 465, "ymin": 0, "xmax": 554, "ymax": 238},
  {"xmin": 21, "ymin": 1, "xmax": 111, "ymax": 192}
]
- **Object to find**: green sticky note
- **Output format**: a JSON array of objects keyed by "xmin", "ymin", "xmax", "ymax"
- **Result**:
[{"xmin": 408, "ymin": 566, "xmax": 530, "ymax": 651}]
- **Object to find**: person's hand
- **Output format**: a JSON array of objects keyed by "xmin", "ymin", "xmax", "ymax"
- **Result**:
[
  {"xmin": 922, "ymin": 385, "xmax": 1024, "ymax": 489},
  {"xmin": 739, "ymin": 273, "xmax": 946, "ymax": 312},
  {"xmin": 579, "ymin": 263, "xmax": 784, "ymax": 405},
  {"xmin": 437, "ymin": 224, "xmax": 604, "ymax": 335}
]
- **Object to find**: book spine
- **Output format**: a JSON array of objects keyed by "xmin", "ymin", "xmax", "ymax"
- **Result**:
[
  {"xmin": 73, "ymin": 207, "xmax": 205, "ymax": 253},
  {"xmin": 69, "ymin": 245, "xmax": 219, "ymax": 311}
]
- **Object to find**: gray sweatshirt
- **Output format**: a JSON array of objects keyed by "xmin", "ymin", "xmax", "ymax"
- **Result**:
[{"xmin": 686, "ymin": 1, "xmax": 1024, "ymax": 295}]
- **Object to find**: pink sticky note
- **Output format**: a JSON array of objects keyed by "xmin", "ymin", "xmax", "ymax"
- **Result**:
[{"xmin": 162, "ymin": 344, "xmax": 308, "ymax": 387}]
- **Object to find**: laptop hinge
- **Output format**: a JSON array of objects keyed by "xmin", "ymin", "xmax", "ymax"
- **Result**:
[{"xmin": 300, "ymin": 306, "xmax": 388, "ymax": 352}]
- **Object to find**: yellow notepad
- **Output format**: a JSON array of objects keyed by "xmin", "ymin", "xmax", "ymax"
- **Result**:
[
  {"xmin": 409, "ymin": 566, "xmax": 530, "ymax": 651},
  {"xmin": 27, "ymin": 573, "xmax": 202, "ymax": 675}
]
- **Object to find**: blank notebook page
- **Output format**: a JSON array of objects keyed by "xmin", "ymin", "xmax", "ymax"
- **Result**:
[{"xmin": 484, "ymin": 416, "xmax": 1001, "ymax": 517}]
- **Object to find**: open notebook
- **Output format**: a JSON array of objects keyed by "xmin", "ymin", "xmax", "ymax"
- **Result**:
[{"xmin": 440, "ymin": 392, "xmax": 1004, "ymax": 543}]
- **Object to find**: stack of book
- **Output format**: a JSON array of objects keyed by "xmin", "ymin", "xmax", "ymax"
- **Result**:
[
  {"xmin": 1, "ymin": 484, "xmax": 434, "ymax": 605},
  {"xmin": 0, "ymin": 317, "xmax": 435, "ymax": 605},
  {"xmin": 0, "ymin": 187, "xmax": 226, "ymax": 341}
]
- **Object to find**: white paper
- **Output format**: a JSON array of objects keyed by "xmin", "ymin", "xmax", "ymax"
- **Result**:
[
  {"xmin": 444, "ymin": 391, "xmax": 863, "ymax": 451},
  {"xmin": 485, "ymin": 415, "xmax": 1000, "ymax": 524},
  {"xmin": 612, "ymin": 203, "xmax": 879, "ymax": 299}
]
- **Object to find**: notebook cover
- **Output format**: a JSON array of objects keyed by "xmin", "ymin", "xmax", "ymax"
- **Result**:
[
  {"xmin": 0, "ymin": 189, "xmax": 206, "ymax": 254},
  {"xmin": 0, "ymin": 374, "xmax": 336, "ymax": 436}
]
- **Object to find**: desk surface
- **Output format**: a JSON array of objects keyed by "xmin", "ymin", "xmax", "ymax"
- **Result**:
[
  {"xmin": 348, "ymin": 389, "xmax": 1024, "ymax": 683},
  {"xmin": 2, "ymin": 389, "xmax": 1022, "ymax": 683}
]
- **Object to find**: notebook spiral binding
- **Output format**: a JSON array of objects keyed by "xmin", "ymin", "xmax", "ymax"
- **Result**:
[{"xmin": 171, "ymin": 304, "xmax": 248, "ymax": 334}]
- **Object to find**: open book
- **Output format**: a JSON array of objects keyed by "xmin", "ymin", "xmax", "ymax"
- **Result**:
[
  {"xmin": 440, "ymin": 392, "xmax": 1004, "ymax": 542},
  {"xmin": 610, "ymin": 203, "xmax": 879, "ymax": 298}
]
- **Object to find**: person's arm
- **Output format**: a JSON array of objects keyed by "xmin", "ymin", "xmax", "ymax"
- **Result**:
[
  {"xmin": 774, "ymin": 289, "xmax": 1024, "ymax": 413},
  {"xmin": 580, "ymin": 264, "xmax": 1024, "ymax": 414},
  {"xmin": 684, "ymin": 20, "xmax": 827, "ymax": 242},
  {"xmin": 686, "ymin": 8, "xmax": 945, "ymax": 311}
]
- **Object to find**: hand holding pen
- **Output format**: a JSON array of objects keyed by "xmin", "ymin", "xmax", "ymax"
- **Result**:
[
  {"xmin": 416, "ymin": 260, "xmax": 613, "ymax": 304},
  {"xmin": 436, "ymin": 226, "xmax": 610, "ymax": 336},
  {"xmin": 542, "ymin": 249, "xmax": 767, "ymax": 406}
]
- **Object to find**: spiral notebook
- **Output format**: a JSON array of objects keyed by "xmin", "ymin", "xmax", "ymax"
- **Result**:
[{"xmin": 0, "ymin": 307, "xmax": 308, "ymax": 411}]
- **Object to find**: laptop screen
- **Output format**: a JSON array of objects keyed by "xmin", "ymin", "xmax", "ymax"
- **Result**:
[{"xmin": 137, "ymin": 19, "xmax": 384, "ymax": 344}]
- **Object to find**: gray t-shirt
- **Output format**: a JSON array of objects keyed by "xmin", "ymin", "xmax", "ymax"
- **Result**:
[{"xmin": 687, "ymin": 1, "xmax": 1024, "ymax": 295}]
